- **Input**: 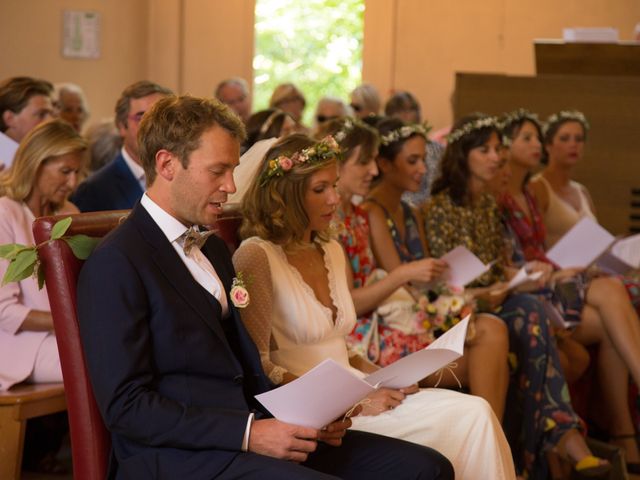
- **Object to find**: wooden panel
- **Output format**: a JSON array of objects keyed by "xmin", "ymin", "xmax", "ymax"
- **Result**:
[
  {"xmin": 454, "ymin": 72, "xmax": 640, "ymax": 235},
  {"xmin": 535, "ymin": 41, "xmax": 640, "ymax": 76}
]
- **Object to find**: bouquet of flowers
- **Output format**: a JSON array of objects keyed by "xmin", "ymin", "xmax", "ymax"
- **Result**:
[{"xmin": 413, "ymin": 286, "xmax": 475, "ymax": 339}]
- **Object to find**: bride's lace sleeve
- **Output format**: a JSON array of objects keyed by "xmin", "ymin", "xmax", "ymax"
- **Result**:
[{"xmin": 232, "ymin": 241, "xmax": 289, "ymax": 385}]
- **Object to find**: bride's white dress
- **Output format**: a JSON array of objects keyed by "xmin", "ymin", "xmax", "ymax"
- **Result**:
[{"xmin": 233, "ymin": 237, "xmax": 515, "ymax": 480}]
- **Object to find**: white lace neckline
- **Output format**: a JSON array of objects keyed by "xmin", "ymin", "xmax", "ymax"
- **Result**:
[{"xmin": 272, "ymin": 241, "xmax": 344, "ymax": 328}]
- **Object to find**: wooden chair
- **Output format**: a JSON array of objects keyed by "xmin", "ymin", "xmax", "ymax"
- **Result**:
[
  {"xmin": 33, "ymin": 210, "xmax": 129, "ymax": 480},
  {"xmin": 0, "ymin": 383, "xmax": 66, "ymax": 480}
]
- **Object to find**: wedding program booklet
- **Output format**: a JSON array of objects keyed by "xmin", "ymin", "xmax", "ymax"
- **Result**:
[
  {"xmin": 546, "ymin": 217, "xmax": 633, "ymax": 273},
  {"xmin": 440, "ymin": 246, "xmax": 492, "ymax": 289},
  {"xmin": 255, "ymin": 316, "xmax": 469, "ymax": 429},
  {"xmin": 506, "ymin": 267, "xmax": 543, "ymax": 290}
]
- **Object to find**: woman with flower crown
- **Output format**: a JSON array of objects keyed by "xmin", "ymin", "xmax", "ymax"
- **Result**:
[
  {"xmin": 529, "ymin": 110, "xmax": 640, "ymax": 313},
  {"xmin": 498, "ymin": 108, "xmax": 640, "ymax": 472},
  {"xmin": 422, "ymin": 113, "xmax": 610, "ymax": 479},
  {"xmin": 233, "ymin": 133, "xmax": 516, "ymax": 479},
  {"xmin": 317, "ymin": 117, "xmax": 510, "ymax": 421}
]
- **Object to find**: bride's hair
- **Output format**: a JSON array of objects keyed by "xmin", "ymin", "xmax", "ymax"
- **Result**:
[{"xmin": 240, "ymin": 134, "xmax": 337, "ymax": 248}]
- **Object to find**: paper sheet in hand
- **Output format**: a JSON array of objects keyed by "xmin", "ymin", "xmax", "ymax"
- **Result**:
[
  {"xmin": 440, "ymin": 246, "xmax": 491, "ymax": 289},
  {"xmin": 546, "ymin": 217, "xmax": 614, "ymax": 269},
  {"xmin": 0, "ymin": 133, "xmax": 18, "ymax": 168},
  {"xmin": 610, "ymin": 234, "xmax": 640, "ymax": 269},
  {"xmin": 254, "ymin": 359, "xmax": 374, "ymax": 429},
  {"xmin": 364, "ymin": 315, "xmax": 470, "ymax": 389},
  {"xmin": 507, "ymin": 267, "xmax": 543, "ymax": 290}
]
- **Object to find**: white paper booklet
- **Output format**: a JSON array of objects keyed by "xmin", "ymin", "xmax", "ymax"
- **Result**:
[
  {"xmin": 0, "ymin": 133, "xmax": 18, "ymax": 168},
  {"xmin": 255, "ymin": 316, "xmax": 470, "ymax": 428},
  {"xmin": 546, "ymin": 217, "xmax": 615, "ymax": 269},
  {"xmin": 440, "ymin": 246, "xmax": 492, "ymax": 289},
  {"xmin": 610, "ymin": 234, "xmax": 640, "ymax": 270},
  {"xmin": 364, "ymin": 315, "xmax": 469, "ymax": 388},
  {"xmin": 507, "ymin": 267, "xmax": 543, "ymax": 290}
]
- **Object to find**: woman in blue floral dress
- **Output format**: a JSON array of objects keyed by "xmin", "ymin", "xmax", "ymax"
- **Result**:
[{"xmin": 422, "ymin": 113, "xmax": 610, "ymax": 479}]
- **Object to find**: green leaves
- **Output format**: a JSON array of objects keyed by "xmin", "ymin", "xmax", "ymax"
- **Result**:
[
  {"xmin": 64, "ymin": 235, "xmax": 100, "ymax": 260},
  {"xmin": 0, "ymin": 217, "xmax": 100, "ymax": 288},
  {"xmin": 50, "ymin": 216, "xmax": 72, "ymax": 239},
  {"xmin": 3, "ymin": 248, "xmax": 37, "ymax": 284}
]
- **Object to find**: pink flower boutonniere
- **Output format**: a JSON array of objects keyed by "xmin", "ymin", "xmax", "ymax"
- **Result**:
[{"xmin": 230, "ymin": 273, "xmax": 250, "ymax": 308}]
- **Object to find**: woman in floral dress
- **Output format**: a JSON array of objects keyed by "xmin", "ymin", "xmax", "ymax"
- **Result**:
[
  {"xmin": 422, "ymin": 113, "xmax": 610, "ymax": 479},
  {"xmin": 318, "ymin": 117, "xmax": 510, "ymax": 421}
]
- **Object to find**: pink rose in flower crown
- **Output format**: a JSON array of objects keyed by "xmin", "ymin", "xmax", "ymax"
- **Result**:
[
  {"xmin": 230, "ymin": 274, "xmax": 250, "ymax": 308},
  {"xmin": 278, "ymin": 156, "xmax": 293, "ymax": 171}
]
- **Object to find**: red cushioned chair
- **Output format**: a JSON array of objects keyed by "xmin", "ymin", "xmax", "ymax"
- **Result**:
[
  {"xmin": 32, "ymin": 206, "xmax": 243, "ymax": 479},
  {"xmin": 33, "ymin": 210, "xmax": 129, "ymax": 480}
]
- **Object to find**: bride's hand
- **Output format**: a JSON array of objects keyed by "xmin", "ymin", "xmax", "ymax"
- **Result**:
[
  {"xmin": 359, "ymin": 388, "xmax": 406, "ymax": 416},
  {"xmin": 399, "ymin": 384, "xmax": 419, "ymax": 395}
]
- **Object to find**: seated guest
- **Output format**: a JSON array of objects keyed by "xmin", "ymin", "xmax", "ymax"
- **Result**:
[
  {"xmin": 53, "ymin": 82, "xmax": 90, "ymax": 133},
  {"xmin": 423, "ymin": 113, "xmax": 610, "ymax": 479},
  {"xmin": 71, "ymin": 80, "xmax": 172, "ymax": 212},
  {"xmin": 0, "ymin": 76, "xmax": 54, "ymax": 167},
  {"xmin": 83, "ymin": 118, "xmax": 122, "ymax": 173},
  {"xmin": 531, "ymin": 110, "xmax": 640, "ymax": 311},
  {"xmin": 499, "ymin": 109, "xmax": 640, "ymax": 469},
  {"xmin": 349, "ymin": 84, "xmax": 381, "ymax": 119},
  {"xmin": 0, "ymin": 119, "xmax": 86, "ymax": 390},
  {"xmin": 214, "ymin": 77, "xmax": 252, "ymax": 124},
  {"xmin": 321, "ymin": 117, "xmax": 509, "ymax": 419},
  {"xmin": 312, "ymin": 96, "xmax": 350, "ymax": 135},
  {"xmin": 77, "ymin": 94, "xmax": 454, "ymax": 480},
  {"xmin": 269, "ymin": 82, "xmax": 309, "ymax": 134},
  {"xmin": 234, "ymin": 133, "xmax": 516, "ymax": 479},
  {"xmin": 384, "ymin": 95, "xmax": 444, "ymax": 205},
  {"xmin": 244, "ymin": 108, "xmax": 296, "ymax": 151}
]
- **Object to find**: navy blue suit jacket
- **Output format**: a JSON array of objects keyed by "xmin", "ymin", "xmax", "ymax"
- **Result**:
[
  {"xmin": 77, "ymin": 203, "xmax": 272, "ymax": 479},
  {"xmin": 72, "ymin": 152, "xmax": 144, "ymax": 212}
]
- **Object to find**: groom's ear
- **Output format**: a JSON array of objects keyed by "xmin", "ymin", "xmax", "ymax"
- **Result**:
[{"xmin": 155, "ymin": 149, "xmax": 178, "ymax": 181}]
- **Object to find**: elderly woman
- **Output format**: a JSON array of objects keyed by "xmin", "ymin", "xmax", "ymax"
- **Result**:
[
  {"xmin": 0, "ymin": 119, "xmax": 86, "ymax": 390},
  {"xmin": 53, "ymin": 82, "xmax": 90, "ymax": 133}
]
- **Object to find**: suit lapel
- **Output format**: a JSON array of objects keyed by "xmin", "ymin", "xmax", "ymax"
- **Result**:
[
  {"xmin": 131, "ymin": 205, "xmax": 231, "ymax": 350},
  {"xmin": 113, "ymin": 155, "xmax": 144, "ymax": 205}
]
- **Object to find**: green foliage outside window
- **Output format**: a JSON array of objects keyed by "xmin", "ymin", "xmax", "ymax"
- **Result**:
[{"xmin": 253, "ymin": 0, "xmax": 364, "ymax": 126}]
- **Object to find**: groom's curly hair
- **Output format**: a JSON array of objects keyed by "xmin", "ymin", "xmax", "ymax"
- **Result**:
[{"xmin": 240, "ymin": 134, "xmax": 337, "ymax": 250}]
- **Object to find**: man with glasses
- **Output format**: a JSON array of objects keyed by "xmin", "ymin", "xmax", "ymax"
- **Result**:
[
  {"xmin": 214, "ymin": 77, "xmax": 252, "ymax": 125},
  {"xmin": 72, "ymin": 80, "xmax": 172, "ymax": 212}
]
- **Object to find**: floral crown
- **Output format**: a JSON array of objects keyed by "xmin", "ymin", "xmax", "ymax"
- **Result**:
[
  {"xmin": 499, "ymin": 109, "xmax": 540, "ymax": 146},
  {"xmin": 259, "ymin": 136, "xmax": 341, "ymax": 186},
  {"xmin": 379, "ymin": 123, "xmax": 431, "ymax": 146},
  {"xmin": 446, "ymin": 116, "xmax": 499, "ymax": 144},
  {"xmin": 544, "ymin": 110, "xmax": 590, "ymax": 136}
]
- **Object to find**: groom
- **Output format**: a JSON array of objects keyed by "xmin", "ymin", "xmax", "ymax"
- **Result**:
[{"xmin": 77, "ymin": 94, "xmax": 453, "ymax": 479}]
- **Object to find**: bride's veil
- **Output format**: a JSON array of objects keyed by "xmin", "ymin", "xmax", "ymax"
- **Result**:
[{"xmin": 228, "ymin": 137, "xmax": 279, "ymax": 206}]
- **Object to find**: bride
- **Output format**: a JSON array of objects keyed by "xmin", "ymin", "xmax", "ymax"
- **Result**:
[{"xmin": 232, "ymin": 133, "xmax": 516, "ymax": 479}]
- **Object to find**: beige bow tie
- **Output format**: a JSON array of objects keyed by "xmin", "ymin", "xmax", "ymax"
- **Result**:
[{"xmin": 181, "ymin": 226, "xmax": 216, "ymax": 255}]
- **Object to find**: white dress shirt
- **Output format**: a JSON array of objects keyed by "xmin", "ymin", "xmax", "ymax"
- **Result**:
[{"xmin": 121, "ymin": 147, "xmax": 146, "ymax": 191}]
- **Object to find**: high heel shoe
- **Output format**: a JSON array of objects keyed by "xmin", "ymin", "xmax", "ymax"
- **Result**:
[{"xmin": 571, "ymin": 455, "xmax": 611, "ymax": 478}]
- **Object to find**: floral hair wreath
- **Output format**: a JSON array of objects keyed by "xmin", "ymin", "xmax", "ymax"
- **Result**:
[
  {"xmin": 259, "ymin": 135, "xmax": 341, "ymax": 186},
  {"xmin": 379, "ymin": 123, "xmax": 431, "ymax": 146},
  {"xmin": 446, "ymin": 116, "xmax": 499, "ymax": 144},
  {"xmin": 543, "ymin": 110, "xmax": 590, "ymax": 136},
  {"xmin": 499, "ymin": 109, "xmax": 541, "ymax": 146}
]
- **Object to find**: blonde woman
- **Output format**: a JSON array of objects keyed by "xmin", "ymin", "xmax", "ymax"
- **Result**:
[{"xmin": 0, "ymin": 119, "xmax": 86, "ymax": 390}]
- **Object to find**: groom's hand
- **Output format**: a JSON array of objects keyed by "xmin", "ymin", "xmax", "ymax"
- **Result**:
[{"xmin": 249, "ymin": 418, "xmax": 318, "ymax": 462}]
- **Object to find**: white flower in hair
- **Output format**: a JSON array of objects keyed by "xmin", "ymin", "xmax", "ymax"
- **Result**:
[
  {"xmin": 446, "ymin": 116, "xmax": 499, "ymax": 144},
  {"xmin": 379, "ymin": 123, "xmax": 431, "ymax": 146},
  {"xmin": 544, "ymin": 110, "xmax": 590, "ymax": 136}
]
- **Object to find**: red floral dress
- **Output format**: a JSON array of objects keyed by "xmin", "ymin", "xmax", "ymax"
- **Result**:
[{"xmin": 337, "ymin": 204, "xmax": 430, "ymax": 366}]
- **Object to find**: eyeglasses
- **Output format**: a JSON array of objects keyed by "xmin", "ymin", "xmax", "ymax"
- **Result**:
[
  {"xmin": 127, "ymin": 111, "xmax": 146, "ymax": 124},
  {"xmin": 350, "ymin": 103, "xmax": 362, "ymax": 112},
  {"xmin": 316, "ymin": 114, "xmax": 339, "ymax": 124}
]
